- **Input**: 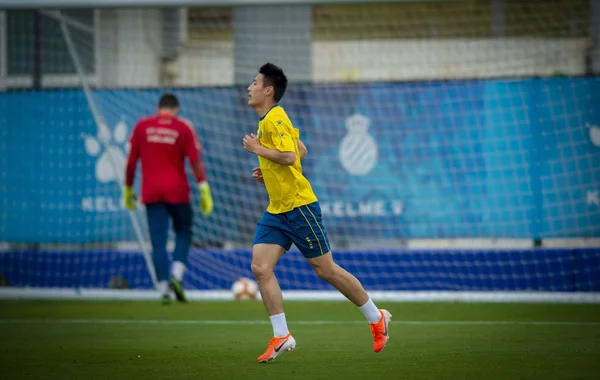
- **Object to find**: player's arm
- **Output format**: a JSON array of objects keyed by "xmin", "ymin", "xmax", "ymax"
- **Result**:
[
  {"xmin": 125, "ymin": 123, "xmax": 141, "ymax": 187},
  {"xmin": 184, "ymin": 134, "xmax": 207, "ymax": 185},
  {"xmin": 298, "ymin": 139, "xmax": 307, "ymax": 159},
  {"xmin": 250, "ymin": 138, "xmax": 304, "ymax": 183},
  {"xmin": 247, "ymin": 140, "xmax": 296, "ymax": 165},
  {"xmin": 123, "ymin": 123, "xmax": 141, "ymax": 209},
  {"xmin": 243, "ymin": 120, "xmax": 296, "ymax": 165},
  {"xmin": 183, "ymin": 123, "xmax": 213, "ymax": 217},
  {"xmin": 180, "ymin": 121, "xmax": 206, "ymax": 182},
  {"xmin": 250, "ymin": 139, "xmax": 304, "ymax": 182}
]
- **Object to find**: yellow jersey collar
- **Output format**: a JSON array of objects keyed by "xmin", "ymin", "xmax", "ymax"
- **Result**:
[{"xmin": 259, "ymin": 103, "xmax": 280, "ymax": 121}]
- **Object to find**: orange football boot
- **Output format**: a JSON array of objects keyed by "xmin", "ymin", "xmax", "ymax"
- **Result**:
[
  {"xmin": 257, "ymin": 333, "xmax": 296, "ymax": 363},
  {"xmin": 370, "ymin": 309, "xmax": 392, "ymax": 353}
]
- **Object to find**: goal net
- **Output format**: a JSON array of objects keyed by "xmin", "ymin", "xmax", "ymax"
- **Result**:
[{"xmin": 1, "ymin": 1, "xmax": 599, "ymax": 301}]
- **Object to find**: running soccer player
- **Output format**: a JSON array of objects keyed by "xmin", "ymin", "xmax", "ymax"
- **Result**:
[
  {"xmin": 123, "ymin": 94, "xmax": 214, "ymax": 304},
  {"xmin": 242, "ymin": 63, "xmax": 391, "ymax": 363}
]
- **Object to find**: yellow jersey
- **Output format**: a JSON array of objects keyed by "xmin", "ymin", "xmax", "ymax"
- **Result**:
[{"xmin": 257, "ymin": 105, "xmax": 318, "ymax": 214}]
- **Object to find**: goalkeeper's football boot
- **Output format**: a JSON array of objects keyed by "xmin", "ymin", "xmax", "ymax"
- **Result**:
[
  {"xmin": 169, "ymin": 278, "xmax": 187, "ymax": 303},
  {"xmin": 257, "ymin": 334, "xmax": 296, "ymax": 363},
  {"xmin": 161, "ymin": 295, "xmax": 172, "ymax": 305},
  {"xmin": 370, "ymin": 309, "xmax": 392, "ymax": 353}
]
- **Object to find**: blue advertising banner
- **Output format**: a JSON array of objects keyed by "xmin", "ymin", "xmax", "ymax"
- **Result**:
[
  {"xmin": 1, "ymin": 78, "xmax": 599, "ymax": 243},
  {"xmin": 1, "ymin": 247, "xmax": 599, "ymax": 291}
]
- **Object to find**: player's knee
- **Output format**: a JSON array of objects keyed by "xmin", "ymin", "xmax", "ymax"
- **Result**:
[
  {"xmin": 313, "ymin": 264, "xmax": 336, "ymax": 282},
  {"xmin": 251, "ymin": 261, "xmax": 273, "ymax": 281}
]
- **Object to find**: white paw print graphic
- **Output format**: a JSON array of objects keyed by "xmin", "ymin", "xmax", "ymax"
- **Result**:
[{"xmin": 83, "ymin": 119, "xmax": 129, "ymax": 184}]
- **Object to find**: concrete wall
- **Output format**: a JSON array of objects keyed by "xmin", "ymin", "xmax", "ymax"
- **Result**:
[{"xmin": 0, "ymin": 8, "xmax": 591, "ymax": 88}]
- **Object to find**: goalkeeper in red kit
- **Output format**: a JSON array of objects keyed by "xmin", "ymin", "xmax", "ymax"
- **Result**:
[{"xmin": 123, "ymin": 94, "xmax": 213, "ymax": 304}]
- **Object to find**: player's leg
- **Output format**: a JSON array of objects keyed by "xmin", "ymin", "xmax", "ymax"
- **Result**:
[
  {"xmin": 252, "ymin": 243, "xmax": 285, "ymax": 317},
  {"xmin": 292, "ymin": 202, "xmax": 392, "ymax": 352},
  {"xmin": 252, "ymin": 243, "xmax": 296, "ymax": 362},
  {"xmin": 307, "ymin": 253, "xmax": 369, "ymax": 306},
  {"xmin": 252, "ymin": 214, "xmax": 296, "ymax": 362},
  {"xmin": 167, "ymin": 202, "xmax": 193, "ymax": 302},
  {"xmin": 145, "ymin": 202, "xmax": 172, "ymax": 304}
]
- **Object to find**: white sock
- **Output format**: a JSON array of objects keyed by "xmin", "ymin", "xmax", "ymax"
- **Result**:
[
  {"xmin": 171, "ymin": 261, "xmax": 186, "ymax": 281},
  {"xmin": 158, "ymin": 280, "xmax": 169, "ymax": 296},
  {"xmin": 359, "ymin": 297, "xmax": 381, "ymax": 324},
  {"xmin": 269, "ymin": 313, "xmax": 290, "ymax": 338}
]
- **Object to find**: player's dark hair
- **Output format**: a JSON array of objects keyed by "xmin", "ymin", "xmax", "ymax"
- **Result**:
[
  {"xmin": 158, "ymin": 93, "xmax": 180, "ymax": 109},
  {"xmin": 259, "ymin": 63, "xmax": 287, "ymax": 103}
]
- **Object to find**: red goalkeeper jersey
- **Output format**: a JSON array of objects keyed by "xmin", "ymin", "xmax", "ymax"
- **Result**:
[{"xmin": 125, "ymin": 111, "xmax": 206, "ymax": 204}]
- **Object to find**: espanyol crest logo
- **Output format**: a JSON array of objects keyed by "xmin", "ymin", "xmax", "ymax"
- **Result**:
[{"xmin": 339, "ymin": 114, "xmax": 378, "ymax": 176}]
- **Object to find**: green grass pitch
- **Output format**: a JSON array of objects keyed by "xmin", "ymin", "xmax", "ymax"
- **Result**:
[{"xmin": 1, "ymin": 300, "xmax": 599, "ymax": 380}]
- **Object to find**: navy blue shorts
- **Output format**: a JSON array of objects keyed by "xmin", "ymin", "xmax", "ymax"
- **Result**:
[{"xmin": 253, "ymin": 201, "xmax": 331, "ymax": 259}]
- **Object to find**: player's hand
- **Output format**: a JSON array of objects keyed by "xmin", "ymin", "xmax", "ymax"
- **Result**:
[
  {"xmin": 123, "ymin": 186, "xmax": 138, "ymax": 210},
  {"xmin": 198, "ymin": 182, "xmax": 214, "ymax": 217},
  {"xmin": 243, "ymin": 133, "xmax": 261, "ymax": 154},
  {"xmin": 251, "ymin": 167, "xmax": 264, "ymax": 184}
]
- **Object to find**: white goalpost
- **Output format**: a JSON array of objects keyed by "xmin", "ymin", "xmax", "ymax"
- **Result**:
[{"xmin": 0, "ymin": 0, "xmax": 599, "ymax": 302}]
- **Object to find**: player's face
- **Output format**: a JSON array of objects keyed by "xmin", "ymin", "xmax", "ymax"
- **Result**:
[{"xmin": 247, "ymin": 74, "xmax": 267, "ymax": 107}]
